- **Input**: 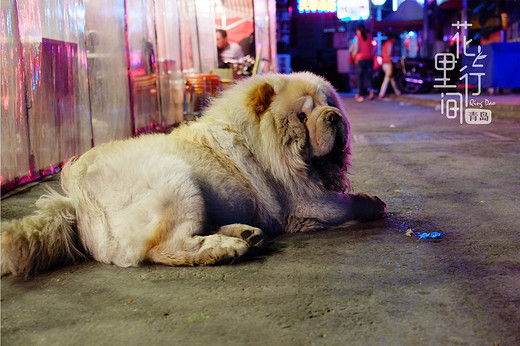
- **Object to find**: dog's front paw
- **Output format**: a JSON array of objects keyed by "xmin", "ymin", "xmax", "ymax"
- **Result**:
[
  {"xmin": 352, "ymin": 193, "xmax": 386, "ymax": 222},
  {"xmin": 196, "ymin": 235, "xmax": 250, "ymax": 265},
  {"xmin": 216, "ymin": 224, "xmax": 267, "ymax": 249}
]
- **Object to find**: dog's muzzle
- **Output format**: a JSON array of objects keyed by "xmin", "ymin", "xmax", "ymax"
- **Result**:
[{"xmin": 321, "ymin": 108, "xmax": 342, "ymax": 125}]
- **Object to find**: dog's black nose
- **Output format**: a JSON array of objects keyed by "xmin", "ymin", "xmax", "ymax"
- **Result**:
[{"xmin": 324, "ymin": 111, "xmax": 339, "ymax": 124}]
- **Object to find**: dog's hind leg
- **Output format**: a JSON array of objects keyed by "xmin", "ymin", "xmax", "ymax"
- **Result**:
[
  {"xmin": 154, "ymin": 224, "xmax": 268, "ymax": 265},
  {"xmin": 142, "ymin": 181, "xmax": 256, "ymax": 266},
  {"xmin": 142, "ymin": 187, "xmax": 256, "ymax": 266}
]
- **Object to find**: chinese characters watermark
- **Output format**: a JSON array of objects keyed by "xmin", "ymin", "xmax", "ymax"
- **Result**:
[{"xmin": 434, "ymin": 21, "xmax": 493, "ymax": 124}]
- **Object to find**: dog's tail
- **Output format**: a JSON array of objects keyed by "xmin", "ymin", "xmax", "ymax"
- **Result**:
[{"xmin": 1, "ymin": 187, "xmax": 86, "ymax": 278}]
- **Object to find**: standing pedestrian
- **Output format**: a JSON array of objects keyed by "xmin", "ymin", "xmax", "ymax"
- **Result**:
[
  {"xmin": 353, "ymin": 25, "xmax": 375, "ymax": 102},
  {"xmin": 379, "ymin": 34, "xmax": 402, "ymax": 99}
]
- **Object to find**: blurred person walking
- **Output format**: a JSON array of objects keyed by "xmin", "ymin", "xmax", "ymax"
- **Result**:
[{"xmin": 378, "ymin": 34, "xmax": 402, "ymax": 99}]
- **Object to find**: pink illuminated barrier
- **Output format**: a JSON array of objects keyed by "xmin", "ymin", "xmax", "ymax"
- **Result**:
[{"xmin": 2, "ymin": 35, "xmax": 91, "ymax": 193}]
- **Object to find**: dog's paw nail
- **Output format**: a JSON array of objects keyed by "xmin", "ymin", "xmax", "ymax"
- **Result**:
[{"xmin": 250, "ymin": 235, "xmax": 264, "ymax": 246}]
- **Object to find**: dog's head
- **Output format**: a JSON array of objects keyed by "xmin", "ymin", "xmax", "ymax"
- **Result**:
[{"xmin": 245, "ymin": 72, "xmax": 351, "ymax": 193}]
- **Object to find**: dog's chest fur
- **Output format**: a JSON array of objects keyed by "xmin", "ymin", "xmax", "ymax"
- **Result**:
[{"xmin": 170, "ymin": 121, "xmax": 286, "ymax": 234}]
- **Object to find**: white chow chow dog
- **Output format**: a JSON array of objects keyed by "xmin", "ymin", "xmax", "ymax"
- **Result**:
[{"xmin": 1, "ymin": 72, "xmax": 386, "ymax": 277}]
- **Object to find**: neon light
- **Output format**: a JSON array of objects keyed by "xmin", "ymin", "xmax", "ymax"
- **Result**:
[
  {"xmin": 298, "ymin": 0, "xmax": 337, "ymax": 13},
  {"xmin": 337, "ymin": 0, "xmax": 369, "ymax": 21},
  {"xmin": 405, "ymin": 77, "xmax": 424, "ymax": 84}
]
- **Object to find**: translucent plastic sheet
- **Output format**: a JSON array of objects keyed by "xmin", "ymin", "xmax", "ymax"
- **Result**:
[
  {"xmin": 25, "ymin": 0, "xmax": 92, "ymax": 175},
  {"xmin": 85, "ymin": 0, "xmax": 133, "ymax": 145},
  {"xmin": 195, "ymin": 0, "xmax": 218, "ymax": 74},
  {"xmin": 253, "ymin": 0, "xmax": 278, "ymax": 73},
  {"xmin": 126, "ymin": 0, "xmax": 161, "ymax": 134},
  {"xmin": 1, "ymin": 0, "xmax": 92, "ymax": 188},
  {"xmin": 154, "ymin": 0, "xmax": 184, "ymax": 125},
  {"xmin": 85, "ymin": 0, "xmax": 132, "ymax": 144},
  {"xmin": 1, "ymin": 1, "xmax": 32, "ymax": 185},
  {"xmin": 178, "ymin": 0, "xmax": 197, "ymax": 73}
]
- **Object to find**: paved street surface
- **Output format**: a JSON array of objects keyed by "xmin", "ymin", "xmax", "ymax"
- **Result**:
[{"xmin": 2, "ymin": 96, "xmax": 519, "ymax": 345}]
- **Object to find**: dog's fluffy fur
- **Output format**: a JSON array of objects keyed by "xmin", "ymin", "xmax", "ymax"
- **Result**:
[{"xmin": 1, "ymin": 72, "xmax": 386, "ymax": 277}]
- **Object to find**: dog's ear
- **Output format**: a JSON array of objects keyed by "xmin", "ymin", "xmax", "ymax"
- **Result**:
[{"xmin": 249, "ymin": 82, "xmax": 275, "ymax": 120}]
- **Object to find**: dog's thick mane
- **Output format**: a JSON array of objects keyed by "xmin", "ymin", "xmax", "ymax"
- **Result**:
[{"xmin": 202, "ymin": 73, "xmax": 351, "ymax": 197}]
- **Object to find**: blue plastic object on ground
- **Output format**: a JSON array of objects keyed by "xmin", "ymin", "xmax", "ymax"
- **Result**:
[{"xmin": 416, "ymin": 232, "xmax": 444, "ymax": 239}]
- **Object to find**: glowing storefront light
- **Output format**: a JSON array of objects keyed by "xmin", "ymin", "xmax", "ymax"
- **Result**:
[
  {"xmin": 337, "ymin": 0, "xmax": 369, "ymax": 21},
  {"xmin": 297, "ymin": 0, "xmax": 337, "ymax": 13}
]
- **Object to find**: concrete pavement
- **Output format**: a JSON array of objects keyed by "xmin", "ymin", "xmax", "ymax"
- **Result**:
[{"xmin": 2, "ymin": 96, "xmax": 520, "ymax": 345}]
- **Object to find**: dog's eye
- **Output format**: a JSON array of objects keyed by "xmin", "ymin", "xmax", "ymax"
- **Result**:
[
  {"xmin": 327, "ymin": 96, "xmax": 336, "ymax": 107},
  {"xmin": 297, "ymin": 112, "xmax": 307, "ymax": 123}
]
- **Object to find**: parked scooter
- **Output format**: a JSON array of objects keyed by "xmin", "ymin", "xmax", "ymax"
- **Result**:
[{"xmin": 396, "ymin": 57, "xmax": 439, "ymax": 94}]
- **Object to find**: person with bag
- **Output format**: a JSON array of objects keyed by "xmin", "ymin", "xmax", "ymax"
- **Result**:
[{"xmin": 352, "ymin": 25, "xmax": 375, "ymax": 102}]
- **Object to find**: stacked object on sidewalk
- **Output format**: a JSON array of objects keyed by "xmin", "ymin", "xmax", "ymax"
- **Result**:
[{"xmin": 184, "ymin": 74, "xmax": 222, "ymax": 121}]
